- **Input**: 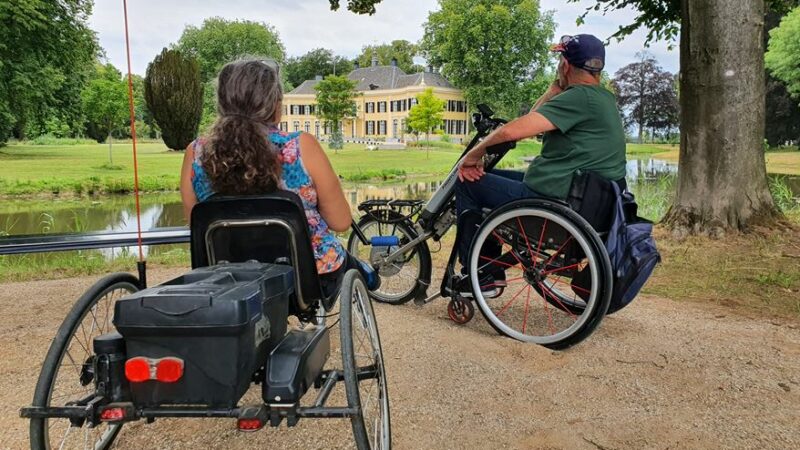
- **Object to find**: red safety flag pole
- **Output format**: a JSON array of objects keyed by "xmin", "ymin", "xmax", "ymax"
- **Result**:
[{"xmin": 122, "ymin": 0, "xmax": 147, "ymax": 288}]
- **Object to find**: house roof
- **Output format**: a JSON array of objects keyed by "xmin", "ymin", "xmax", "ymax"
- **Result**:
[
  {"xmin": 287, "ymin": 65, "xmax": 456, "ymax": 95},
  {"xmin": 289, "ymin": 79, "xmax": 321, "ymax": 95}
]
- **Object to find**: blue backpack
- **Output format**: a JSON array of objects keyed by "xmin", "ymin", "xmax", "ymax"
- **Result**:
[{"xmin": 604, "ymin": 185, "xmax": 661, "ymax": 314}]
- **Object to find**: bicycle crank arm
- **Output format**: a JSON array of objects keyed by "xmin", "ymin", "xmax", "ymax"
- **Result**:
[{"xmin": 379, "ymin": 231, "xmax": 433, "ymax": 265}]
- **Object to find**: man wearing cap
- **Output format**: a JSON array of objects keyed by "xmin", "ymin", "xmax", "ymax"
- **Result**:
[{"xmin": 451, "ymin": 34, "xmax": 626, "ymax": 297}]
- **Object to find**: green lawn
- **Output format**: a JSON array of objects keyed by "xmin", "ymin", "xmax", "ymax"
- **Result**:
[{"xmin": 0, "ymin": 139, "xmax": 542, "ymax": 195}]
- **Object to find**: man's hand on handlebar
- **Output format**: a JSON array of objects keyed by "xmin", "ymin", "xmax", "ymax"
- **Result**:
[{"xmin": 458, "ymin": 148, "xmax": 486, "ymax": 182}]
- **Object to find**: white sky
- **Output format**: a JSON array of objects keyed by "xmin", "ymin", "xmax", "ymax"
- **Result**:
[{"xmin": 90, "ymin": 0, "xmax": 678, "ymax": 77}]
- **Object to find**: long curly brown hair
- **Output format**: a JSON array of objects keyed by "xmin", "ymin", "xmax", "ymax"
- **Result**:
[{"xmin": 202, "ymin": 59, "xmax": 283, "ymax": 195}]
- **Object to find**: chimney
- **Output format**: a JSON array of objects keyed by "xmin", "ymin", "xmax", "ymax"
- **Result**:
[
  {"xmin": 354, "ymin": 60, "xmax": 360, "ymax": 69},
  {"xmin": 371, "ymin": 53, "xmax": 379, "ymax": 67},
  {"xmin": 390, "ymin": 57, "xmax": 398, "ymax": 67},
  {"xmin": 314, "ymin": 75, "xmax": 323, "ymax": 81},
  {"xmin": 426, "ymin": 65, "xmax": 433, "ymax": 73}
]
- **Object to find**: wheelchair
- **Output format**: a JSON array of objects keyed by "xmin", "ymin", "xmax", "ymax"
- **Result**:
[
  {"xmin": 21, "ymin": 192, "xmax": 390, "ymax": 449},
  {"xmin": 348, "ymin": 105, "xmax": 613, "ymax": 350}
]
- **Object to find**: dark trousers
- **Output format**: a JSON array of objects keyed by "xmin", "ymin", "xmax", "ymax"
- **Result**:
[{"xmin": 454, "ymin": 169, "xmax": 540, "ymax": 267}]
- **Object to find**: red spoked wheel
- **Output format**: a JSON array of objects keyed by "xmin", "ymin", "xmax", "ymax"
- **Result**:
[
  {"xmin": 447, "ymin": 297, "xmax": 474, "ymax": 324},
  {"xmin": 467, "ymin": 200, "xmax": 612, "ymax": 349}
]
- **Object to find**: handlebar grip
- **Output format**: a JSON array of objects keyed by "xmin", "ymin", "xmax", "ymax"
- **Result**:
[{"xmin": 371, "ymin": 236, "xmax": 400, "ymax": 247}]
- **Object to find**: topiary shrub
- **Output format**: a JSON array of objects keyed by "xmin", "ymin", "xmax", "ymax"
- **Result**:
[{"xmin": 144, "ymin": 48, "xmax": 204, "ymax": 150}]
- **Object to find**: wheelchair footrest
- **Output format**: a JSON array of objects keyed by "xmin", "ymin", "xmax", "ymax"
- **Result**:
[{"xmin": 263, "ymin": 327, "xmax": 330, "ymax": 405}]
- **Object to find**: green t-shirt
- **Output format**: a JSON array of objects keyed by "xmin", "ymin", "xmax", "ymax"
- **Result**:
[{"xmin": 523, "ymin": 85, "xmax": 627, "ymax": 199}]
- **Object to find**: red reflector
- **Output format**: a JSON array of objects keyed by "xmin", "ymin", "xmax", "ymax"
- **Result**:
[
  {"xmin": 237, "ymin": 418, "xmax": 264, "ymax": 431},
  {"xmin": 125, "ymin": 357, "xmax": 151, "ymax": 383},
  {"xmin": 155, "ymin": 357, "xmax": 184, "ymax": 383},
  {"xmin": 100, "ymin": 407, "xmax": 125, "ymax": 421}
]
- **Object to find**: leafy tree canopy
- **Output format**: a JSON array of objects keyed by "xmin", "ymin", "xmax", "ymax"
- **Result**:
[
  {"xmin": 408, "ymin": 88, "xmax": 446, "ymax": 144},
  {"xmin": 422, "ymin": 0, "xmax": 555, "ymax": 119},
  {"xmin": 568, "ymin": 0, "xmax": 799, "ymax": 44},
  {"xmin": 314, "ymin": 75, "xmax": 359, "ymax": 150},
  {"xmin": 408, "ymin": 89, "xmax": 445, "ymax": 129},
  {"xmin": 0, "ymin": 0, "xmax": 99, "ymax": 143},
  {"xmin": 285, "ymin": 48, "xmax": 354, "ymax": 87},
  {"xmin": 766, "ymin": 6, "xmax": 800, "ymax": 100},
  {"xmin": 328, "ymin": 0, "xmax": 384, "ymax": 15},
  {"xmin": 357, "ymin": 40, "xmax": 423, "ymax": 73},
  {"xmin": 612, "ymin": 53, "xmax": 679, "ymax": 141},
  {"xmin": 175, "ymin": 17, "xmax": 286, "ymax": 83},
  {"xmin": 81, "ymin": 64, "xmax": 129, "ymax": 143}
]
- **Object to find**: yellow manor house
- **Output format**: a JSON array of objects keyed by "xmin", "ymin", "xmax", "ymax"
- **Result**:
[{"xmin": 281, "ymin": 57, "xmax": 471, "ymax": 143}]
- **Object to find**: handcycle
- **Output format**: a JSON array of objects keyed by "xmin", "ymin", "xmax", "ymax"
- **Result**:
[
  {"xmin": 348, "ymin": 105, "xmax": 613, "ymax": 349},
  {"xmin": 20, "ymin": 193, "xmax": 390, "ymax": 449}
]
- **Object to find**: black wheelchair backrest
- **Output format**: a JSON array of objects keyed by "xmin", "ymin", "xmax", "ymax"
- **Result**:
[
  {"xmin": 190, "ymin": 191, "xmax": 323, "ymax": 313},
  {"xmin": 567, "ymin": 171, "xmax": 627, "ymax": 234}
]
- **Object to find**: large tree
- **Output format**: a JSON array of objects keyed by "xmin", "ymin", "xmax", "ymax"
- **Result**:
[
  {"xmin": 285, "ymin": 48, "xmax": 354, "ymax": 87},
  {"xmin": 571, "ymin": 0, "xmax": 798, "ymax": 235},
  {"xmin": 408, "ymin": 88, "xmax": 446, "ymax": 158},
  {"xmin": 315, "ymin": 75, "xmax": 358, "ymax": 151},
  {"xmin": 175, "ymin": 17, "xmax": 286, "ymax": 83},
  {"xmin": 613, "ymin": 53, "xmax": 679, "ymax": 142},
  {"xmin": 144, "ymin": 49, "xmax": 204, "ymax": 151},
  {"xmin": 357, "ymin": 40, "xmax": 423, "ymax": 73},
  {"xmin": 0, "ymin": 0, "xmax": 99, "ymax": 144},
  {"xmin": 422, "ymin": 0, "xmax": 555, "ymax": 119}
]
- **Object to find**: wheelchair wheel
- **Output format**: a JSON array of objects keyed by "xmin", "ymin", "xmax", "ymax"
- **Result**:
[
  {"xmin": 348, "ymin": 215, "xmax": 431, "ymax": 305},
  {"xmin": 339, "ymin": 269, "xmax": 391, "ymax": 450},
  {"xmin": 468, "ymin": 200, "xmax": 611, "ymax": 349},
  {"xmin": 30, "ymin": 273, "xmax": 139, "ymax": 450}
]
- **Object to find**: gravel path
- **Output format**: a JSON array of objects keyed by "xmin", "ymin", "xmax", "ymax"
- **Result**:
[{"xmin": 1, "ymin": 269, "xmax": 798, "ymax": 449}]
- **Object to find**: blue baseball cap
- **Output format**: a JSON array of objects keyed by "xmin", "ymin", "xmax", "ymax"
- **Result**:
[{"xmin": 551, "ymin": 34, "xmax": 605, "ymax": 73}]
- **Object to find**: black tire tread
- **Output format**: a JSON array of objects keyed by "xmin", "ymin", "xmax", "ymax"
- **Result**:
[
  {"xmin": 30, "ymin": 272, "xmax": 139, "ymax": 450},
  {"xmin": 339, "ymin": 269, "xmax": 391, "ymax": 450}
]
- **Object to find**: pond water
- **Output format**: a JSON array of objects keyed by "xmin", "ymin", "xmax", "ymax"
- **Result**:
[{"xmin": 1, "ymin": 158, "xmax": 798, "ymax": 250}]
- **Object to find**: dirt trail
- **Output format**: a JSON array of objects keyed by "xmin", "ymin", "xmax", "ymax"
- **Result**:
[{"xmin": 1, "ymin": 269, "xmax": 798, "ymax": 449}]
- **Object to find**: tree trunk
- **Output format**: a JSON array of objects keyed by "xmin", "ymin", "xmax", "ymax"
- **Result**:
[
  {"xmin": 638, "ymin": 64, "xmax": 645, "ymax": 143},
  {"xmin": 663, "ymin": 0, "xmax": 779, "ymax": 236},
  {"xmin": 426, "ymin": 130, "xmax": 430, "ymax": 159},
  {"xmin": 108, "ymin": 132, "xmax": 113, "ymax": 165}
]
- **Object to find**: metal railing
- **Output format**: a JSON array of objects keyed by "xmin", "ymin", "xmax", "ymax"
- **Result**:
[{"xmin": 0, "ymin": 227, "xmax": 190, "ymax": 256}]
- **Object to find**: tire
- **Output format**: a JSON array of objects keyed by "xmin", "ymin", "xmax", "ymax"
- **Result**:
[
  {"xmin": 339, "ymin": 270, "xmax": 391, "ymax": 450},
  {"xmin": 347, "ymin": 214, "xmax": 431, "ymax": 305},
  {"xmin": 468, "ymin": 200, "xmax": 611, "ymax": 350},
  {"xmin": 30, "ymin": 273, "xmax": 140, "ymax": 450}
]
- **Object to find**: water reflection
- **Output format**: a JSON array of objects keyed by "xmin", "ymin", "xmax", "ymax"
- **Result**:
[{"xmin": 626, "ymin": 159, "xmax": 678, "ymax": 180}]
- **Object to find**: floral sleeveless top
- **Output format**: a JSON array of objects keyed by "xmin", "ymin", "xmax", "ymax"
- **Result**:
[{"xmin": 190, "ymin": 128, "xmax": 346, "ymax": 274}]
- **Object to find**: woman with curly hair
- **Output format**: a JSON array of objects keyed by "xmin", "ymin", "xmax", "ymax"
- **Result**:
[{"xmin": 180, "ymin": 58, "xmax": 375, "ymax": 296}]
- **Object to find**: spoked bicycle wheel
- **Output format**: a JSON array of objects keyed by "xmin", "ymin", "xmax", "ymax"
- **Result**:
[
  {"xmin": 30, "ymin": 273, "xmax": 140, "ymax": 450},
  {"xmin": 339, "ymin": 269, "xmax": 391, "ymax": 450},
  {"xmin": 347, "ymin": 215, "xmax": 430, "ymax": 305},
  {"xmin": 468, "ymin": 200, "xmax": 611, "ymax": 349}
]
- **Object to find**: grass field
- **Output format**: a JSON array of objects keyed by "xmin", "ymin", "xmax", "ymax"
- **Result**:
[
  {"xmin": 652, "ymin": 148, "xmax": 800, "ymax": 176},
  {"xmin": 0, "ymin": 140, "xmax": 541, "ymax": 196}
]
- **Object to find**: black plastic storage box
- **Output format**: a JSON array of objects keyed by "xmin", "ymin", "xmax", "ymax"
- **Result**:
[{"xmin": 114, "ymin": 262, "xmax": 293, "ymax": 407}]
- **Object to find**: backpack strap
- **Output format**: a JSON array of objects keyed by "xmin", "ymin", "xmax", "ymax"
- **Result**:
[{"xmin": 604, "ymin": 182, "xmax": 627, "ymax": 271}]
